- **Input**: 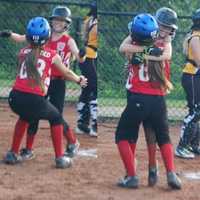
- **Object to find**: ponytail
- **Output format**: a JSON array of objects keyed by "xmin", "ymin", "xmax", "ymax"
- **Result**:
[
  {"xmin": 18, "ymin": 46, "xmax": 45, "ymax": 92},
  {"xmin": 148, "ymin": 60, "xmax": 173, "ymax": 92}
]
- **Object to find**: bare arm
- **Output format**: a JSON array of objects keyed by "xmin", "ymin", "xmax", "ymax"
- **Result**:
[
  {"xmin": 190, "ymin": 36, "xmax": 200, "ymax": 67},
  {"xmin": 119, "ymin": 35, "xmax": 145, "ymax": 54},
  {"xmin": 68, "ymin": 38, "xmax": 85, "ymax": 62},
  {"xmin": 52, "ymin": 54, "xmax": 87, "ymax": 86},
  {"xmin": 10, "ymin": 33, "xmax": 26, "ymax": 43}
]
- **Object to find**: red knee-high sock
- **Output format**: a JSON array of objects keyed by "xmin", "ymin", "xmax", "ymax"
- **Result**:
[
  {"xmin": 65, "ymin": 128, "xmax": 76, "ymax": 144},
  {"xmin": 117, "ymin": 140, "xmax": 136, "ymax": 176},
  {"xmin": 147, "ymin": 144, "xmax": 157, "ymax": 167},
  {"xmin": 51, "ymin": 125, "xmax": 64, "ymax": 158},
  {"xmin": 129, "ymin": 142, "xmax": 137, "ymax": 173},
  {"xmin": 160, "ymin": 143, "xmax": 175, "ymax": 172},
  {"xmin": 26, "ymin": 134, "xmax": 36, "ymax": 150},
  {"xmin": 11, "ymin": 119, "xmax": 28, "ymax": 154}
]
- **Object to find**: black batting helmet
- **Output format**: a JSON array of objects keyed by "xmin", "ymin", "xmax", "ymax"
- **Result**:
[
  {"xmin": 155, "ymin": 7, "xmax": 178, "ymax": 30},
  {"xmin": 49, "ymin": 6, "xmax": 72, "ymax": 23}
]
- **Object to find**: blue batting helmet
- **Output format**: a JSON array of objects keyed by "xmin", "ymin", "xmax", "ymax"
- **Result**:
[
  {"xmin": 26, "ymin": 17, "xmax": 51, "ymax": 46},
  {"xmin": 131, "ymin": 13, "xmax": 159, "ymax": 45}
]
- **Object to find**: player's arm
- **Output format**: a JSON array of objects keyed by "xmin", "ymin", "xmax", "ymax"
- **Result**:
[
  {"xmin": 11, "ymin": 33, "xmax": 26, "ymax": 43},
  {"xmin": 189, "ymin": 36, "xmax": 200, "ymax": 67},
  {"xmin": 52, "ymin": 54, "xmax": 87, "ymax": 87},
  {"xmin": 144, "ymin": 42, "xmax": 172, "ymax": 61},
  {"xmin": 0, "ymin": 30, "xmax": 26, "ymax": 42},
  {"xmin": 68, "ymin": 38, "xmax": 86, "ymax": 63},
  {"xmin": 119, "ymin": 35, "xmax": 145, "ymax": 54}
]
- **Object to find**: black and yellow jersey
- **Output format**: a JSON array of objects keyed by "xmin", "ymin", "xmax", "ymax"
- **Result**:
[
  {"xmin": 83, "ymin": 16, "xmax": 97, "ymax": 59},
  {"xmin": 183, "ymin": 31, "xmax": 200, "ymax": 74}
]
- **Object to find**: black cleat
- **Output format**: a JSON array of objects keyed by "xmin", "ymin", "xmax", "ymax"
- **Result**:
[
  {"xmin": 167, "ymin": 172, "xmax": 182, "ymax": 190},
  {"xmin": 4, "ymin": 151, "xmax": 22, "ymax": 165},
  {"xmin": 65, "ymin": 140, "xmax": 80, "ymax": 158},
  {"xmin": 148, "ymin": 166, "xmax": 158, "ymax": 186},
  {"xmin": 20, "ymin": 148, "xmax": 35, "ymax": 160},
  {"xmin": 55, "ymin": 156, "xmax": 72, "ymax": 169},
  {"xmin": 117, "ymin": 175, "xmax": 139, "ymax": 188}
]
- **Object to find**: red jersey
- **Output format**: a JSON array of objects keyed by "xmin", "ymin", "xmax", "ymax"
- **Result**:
[
  {"xmin": 46, "ymin": 34, "xmax": 71, "ymax": 77},
  {"xmin": 13, "ymin": 46, "xmax": 57, "ymax": 96},
  {"xmin": 126, "ymin": 39, "xmax": 170, "ymax": 96}
]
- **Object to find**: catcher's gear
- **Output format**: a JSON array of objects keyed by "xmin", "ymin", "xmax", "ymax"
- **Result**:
[
  {"xmin": 130, "ymin": 13, "xmax": 159, "ymax": 46},
  {"xmin": 26, "ymin": 17, "xmax": 51, "ymax": 46},
  {"xmin": 0, "ymin": 29, "xmax": 12, "ymax": 38},
  {"xmin": 50, "ymin": 6, "xmax": 72, "ymax": 24}
]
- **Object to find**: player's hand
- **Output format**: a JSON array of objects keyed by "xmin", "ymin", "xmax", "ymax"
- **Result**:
[
  {"xmin": 0, "ymin": 30, "xmax": 12, "ymax": 38},
  {"xmin": 131, "ymin": 53, "xmax": 144, "ymax": 65},
  {"xmin": 146, "ymin": 46, "xmax": 163, "ymax": 56},
  {"xmin": 77, "ymin": 75, "xmax": 87, "ymax": 87}
]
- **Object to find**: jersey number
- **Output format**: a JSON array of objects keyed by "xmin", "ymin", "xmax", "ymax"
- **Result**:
[{"xmin": 19, "ymin": 59, "xmax": 46, "ymax": 79}]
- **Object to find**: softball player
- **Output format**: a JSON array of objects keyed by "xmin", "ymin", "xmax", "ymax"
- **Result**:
[
  {"xmin": 175, "ymin": 9, "xmax": 200, "ymax": 159},
  {"xmin": 121, "ymin": 7, "xmax": 178, "ymax": 187},
  {"xmin": 3, "ymin": 17, "xmax": 87, "ymax": 168},
  {"xmin": 116, "ymin": 13, "xmax": 181, "ymax": 189},
  {"xmin": 0, "ymin": 6, "xmax": 85, "ymax": 159},
  {"xmin": 76, "ymin": 2, "xmax": 98, "ymax": 137}
]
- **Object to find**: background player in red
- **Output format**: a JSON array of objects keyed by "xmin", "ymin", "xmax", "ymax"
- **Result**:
[
  {"xmin": 120, "ymin": 7, "xmax": 178, "ymax": 186},
  {"xmin": 3, "ymin": 16, "xmax": 87, "ymax": 168},
  {"xmin": 0, "ymin": 6, "xmax": 85, "ymax": 159},
  {"xmin": 116, "ymin": 13, "xmax": 181, "ymax": 189}
]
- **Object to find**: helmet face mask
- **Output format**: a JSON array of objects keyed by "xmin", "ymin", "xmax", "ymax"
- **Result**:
[
  {"xmin": 159, "ymin": 24, "xmax": 176, "ymax": 38},
  {"xmin": 51, "ymin": 18, "xmax": 71, "ymax": 33},
  {"xmin": 26, "ymin": 17, "xmax": 51, "ymax": 46}
]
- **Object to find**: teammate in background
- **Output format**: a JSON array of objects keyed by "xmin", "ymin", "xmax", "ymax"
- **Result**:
[
  {"xmin": 116, "ymin": 13, "xmax": 181, "ymax": 189},
  {"xmin": 121, "ymin": 7, "xmax": 178, "ymax": 186},
  {"xmin": 75, "ymin": 2, "xmax": 98, "ymax": 137},
  {"xmin": 175, "ymin": 9, "xmax": 200, "ymax": 159},
  {"xmin": 0, "ymin": 6, "xmax": 85, "ymax": 159},
  {"xmin": 3, "ymin": 17, "xmax": 87, "ymax": 168}
]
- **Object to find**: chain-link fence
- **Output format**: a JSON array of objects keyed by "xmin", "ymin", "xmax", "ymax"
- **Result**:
[
  {"xmin": 0, "ymin": 0, "xmax": 198, "ymax": 120},
  {"xmin": 0, "ymin": 0, "xmax": 92, "ymax": 100},
  {"xmin": 98, "ymin": 0, "xmax": 198, "ymax": 120}
]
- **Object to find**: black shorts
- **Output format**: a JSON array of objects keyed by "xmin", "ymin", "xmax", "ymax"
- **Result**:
[
  {"xmin": 115, "ymin": 92, "xmax": 170, "ymax": 146},
  {"xmin": 8, "ymin": 90, "xmax": 62, "ymax": 126}
]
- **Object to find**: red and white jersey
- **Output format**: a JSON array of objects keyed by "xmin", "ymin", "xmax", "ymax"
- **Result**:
[
  {"xmin": 126, "ymin": 39, "xmax": 170, "ymax": 96},
  {"xmin": 46, "ymin": 34, "xmax": 71, "ymax": 77},
  {"xmin": 13, "ymin": 46, "xmax": 57, "ymax": 96}
]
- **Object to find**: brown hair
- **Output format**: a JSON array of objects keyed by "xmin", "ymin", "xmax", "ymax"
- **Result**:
[
  {"xmin": 18, "ymin": 46, "xmax": 45, "ymax": 91},
  {"xmin": 148, "ymin": 60, "xmax": 173, "ymax": 92}
]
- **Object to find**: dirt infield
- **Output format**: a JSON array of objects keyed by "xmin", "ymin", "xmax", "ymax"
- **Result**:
[{"xmin": 0, "ymin": 101, "xmax": 200, "ymax": 200}]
